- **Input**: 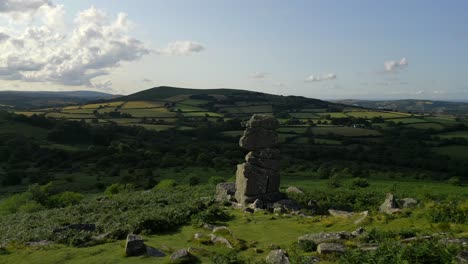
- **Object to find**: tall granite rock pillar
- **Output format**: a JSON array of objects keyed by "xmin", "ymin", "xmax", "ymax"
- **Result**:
[{"xmin": 235, "ymin": 114, "xmax": 282, "ymax": 205}]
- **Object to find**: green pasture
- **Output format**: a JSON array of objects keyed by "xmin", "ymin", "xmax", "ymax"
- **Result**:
[
  {"xmin": 345, "ymin": 111, "xmax": 408, "ymax": 119},
  {"xmin": 311, "ymin": 126, "xmax": 381, "ymax": 137},
  {"xmin": 436, "ymin": 130, "xmax": 468, "ymax": 140},
  {"xmin": 277, "ymin": 126, "xmax": 309, "ymax": 134},
  {"xmin": 180, "ymin": 99, "xmax": 210, "ymax": 106},
  {"xmin": 220, "ymin": 105, "xmax": 273, "ymax": 114},
  {"xmin": 404, "ymin": 123, "xmax": 445, "ymax": 130},
  {"xmin": 121, "ymin": 101, "xmax": 165, "ymax": 109},
  {"xmin": 182, "ymin": 112, "xmax": 223, "ymax": 117},
  {"xmin": 433, "ymin": 145, "xmax": 468, "ymax": 160},
  {"xmin": 120, "ymin": 108, "xmax": 177, "ymax": 118},
  {"xmin": 289, "ymin": 112, "xmax": 320, "ymax": 118},
  {"xmin": 46, "ymin": 112, "xmax": 95, "ymax": 119},
  {"xmin": 120, "ymin": 124, "xmax": 175, "ymax": 131}
]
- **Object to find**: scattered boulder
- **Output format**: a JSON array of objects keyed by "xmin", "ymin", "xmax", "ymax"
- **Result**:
[
  {"xmin": 317, "ymin": 243, "xmax": 345, "ymax": 255},
  {"xmin": 456, "ymin": 251, "xmax": 468, "ymax": 263},
  {"xmin": 399, "ymin": 198, "xmax": 418, "ymax": 208},
  {"xmin": 438, "ymin": 238, "xmax": 468, "ymax": 246},
  {"xmin": 328, "ymin": 209, "xmax": 353, "ymax": 218},
  {"xmin": 26, "ymin": 240, "xmax": 53, "ymax": 247},
  {"xmin": 215, "ymin": 182, "xmax": 236, "ymax": 203},
  {"xmin": 170, "ymin": 249, "xmax": 194, "ymax": 263},
  {"xmin": 125, "ymin": 234, "xmax": 146, "ymax": 257},
  {"xmin": 298, "ymin": 232, "xmax": 352, "ymax": 246},
  {"xmin": 286, "ymin": 186, "xmax": 304, "ymax": 195},
  {"xmin": 145, "ymin": 245, "xmax": 166, "ymax": 257},
  {"xmin": 379, "ymin": 193, "xmax": 402, "ymax": 214},
  {"xmin": 358, "ymin": 243, "xmax": 379, "ymax": 251},
  {"xmin": 354, "ymin": 211, "xmax": 369, "ymax": 225},
  {"xmin": 351, "ymin": 227, "xmax": 366, "ymax": 237},
  {"xmin": 202, "ymin": 223, "xmax": 216, "ymax": 231},
  {"xmin": 265, "ymin": 249, "xmax": 290, "ymax": 264},
  {"xmin": 210, "ymin": 234, "xmax": 233, "ymax": 249}
]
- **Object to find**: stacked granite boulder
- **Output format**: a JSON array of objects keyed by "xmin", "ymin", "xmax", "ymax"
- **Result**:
[{"xmin": 235, "ymin": 114, "xmax": 283, "ymax": 205}]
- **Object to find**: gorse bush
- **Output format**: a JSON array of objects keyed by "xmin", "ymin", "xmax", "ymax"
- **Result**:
[
  {"xmin": 350, "ymin": 177, "xmax": 369, "ymax": 188},
  {"xmin": 154, "ymin": 179, "xmax": 177, "ymax": 189},
  {"xmin": 0, "ymin": 185, "xmax": 213, "ymax": 245},
  {"xmin": 426, "ymin": 201, "xmax": 468, "ymax": 224},
  {"xmin": 104, "ymin": 183, "xmax": 134, "ymax": 197},
  {"xmin": 339, "ymin": 240, "xmax": 456, "ymax": 264}
]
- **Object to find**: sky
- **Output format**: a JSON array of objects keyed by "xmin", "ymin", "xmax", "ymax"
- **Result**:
[{"xmin": 0, "ymin": 0, "xmax": 467, "ymax": 101}]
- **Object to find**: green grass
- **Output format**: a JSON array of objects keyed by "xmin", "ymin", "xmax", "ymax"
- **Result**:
[
  {"xmin": 222, "ymin": 131, "xmax": 243, "ymax": 137},
  {"xmin": 436, "ymin": 130, "xmax": 468, "ymax": 140},
  {"xmin": 277, "ymin": 127, "xmax": 309, "ymax": 134},
  {"xmin": 316, "ymin": 112, "xmax": 348, "ymax": 118},
  {"xmin": 121, "ymin": 101, "xmax": 165, "ymax": 109},
  {"xmin": 119, "ymin": 124, "xmax": 175, "ymax": 131},
  {"xmin": 345, "ymin": 111, "xmax": 408, "ymax": 119},
  {"xmin": 433, "ymin": 145, "xmax": 468, "ymax": 160},
  {"xmin": 64, "ymin": 109, "xmax": 97, "ymax": 114},
  {"xmin": 219, "ymin": 105, "xmax": 273, "ymax": 114},
  {"xmin": 14, "ymin": 111, "xmax": 45, "ymax": 117},
  {"xmin": 0, "ymin": 121, "xmax": 49, "ymax": 139},
  {"xmin": 387, "ymin": 117, "xmax": 427, "ymax": 124},
  {"xmin": 180, "ymin": 99, "xmax": 210, "ymax": 106},
  {"xmin": 120, "ymin": 109, "xmax": 177, "ymax": 118},
  {"xmin": 311, "ymin": 127, "xmax": 381, "ymax": 137},
  {"xmin": 313, "ymin": 138, "xmax": 341, "ymax": 145},
  {"xmin": 174, "ymin": 104, "xmax": 208, "ymax": 112},
  {"xmin": 404, "ymin": 123, "xmax": 445, "ymax": 130},
  {"xmin": 289, "ymin": 112, "xmax": 321, "ymax": 118},
  {"xmin": 46, "ymin": 112, "xmax": 95, "ymax": 119},
  {"xmin": 182, "ymin": 112, "xmax": 223, "ymax": 117}
]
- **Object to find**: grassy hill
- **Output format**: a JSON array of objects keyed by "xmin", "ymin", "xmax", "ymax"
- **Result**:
[
  {"xmin": 0, "ymin": 90, "xmax": 117, "ymax": 110},
  {"xmin": 0, "ymin": 87, "xmax": 467, "ymax": 263},
  {"xmin": 335, "ymin": 99, "xmax": 468, "ymax": 115}
]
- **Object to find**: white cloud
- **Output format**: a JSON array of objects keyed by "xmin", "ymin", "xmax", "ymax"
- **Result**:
[
  {"xmin": 273, "ymin": 82, "xmax": 284, "ymax": 87},
  {"xmin": 158, "ymin": 41, "xmax": 204, "ymax": 55},
  {"xmin": 250, "ymin": 72, "xmax": 268, "ymax": 79},
  {"xmin": 304, "ymin": 73, "xmax": 337, "ymax": 82},
  {"xmin": 0, "ymin": 4, "xmax": 150, "ymax": 89},
  {"xmin": 384, "ymin": 57, "xmax": 408, "ymax": 72}
]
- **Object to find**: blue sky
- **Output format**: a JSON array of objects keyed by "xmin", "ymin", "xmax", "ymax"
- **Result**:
[{"xmin": 0, "ymin": 0, "xmax": 467, "ymax": 100}]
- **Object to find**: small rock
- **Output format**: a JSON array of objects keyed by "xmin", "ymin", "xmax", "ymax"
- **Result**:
[
  {"xmin": 456, "ymin": 251, "xmax": 468, "ymax": 263},
  {"xmin": 273, "ymin": 199, "xmax": 301, "ymax": 212},
  {"xmin": 170, "ymin": 249, "xmax": 194, "ymax": 263},
  {"xmin": 302, "ymin": 256, "xmax": 321, "ymax": 263},
  {"xmin": 273, "ymin": 207, "xmax": 285, "ymax": 214},
  {"xmin": 216, "ymin": 182, "xmax": 236, "ymax": 203},
  {"xmin": 145, "ymin": 245, "xmax": 166, "ymax": 257},
  {"xmin": 399, "ymin": 198, "xmax": 418, "ymax": 208},
  {"xmin": 286, "ymin": 186, "xmax": 304, "ymax": 195},
  {"xmin": 187, "ymin": 247, "xmax": 210, "ymax": 257},
  {"xmin": 125, "ymin": 234, "xmax": 146, "ymax": 257},
  {"xmin": 400, "ymin": 236, "xmax": 432, "ymax": 243},
  {"xmin": 352, "ymin": 227, "xmax": 366, "ymax": 237},
  {"xmin": 354, "ymin": 211, "xmax": 369, "ymax": 224},
  {"xmin": 249, "ymin": 199, "xmax": 264, "ymax": 209},
  {"xmin": 265, "ymin": 249, "xmax": 290, "ymax": 264},
  {"xmin": 328, "ymin": 209, "xmax": 354, "ymax": 218},
  {"xmin": 438, "ymin": 238, "xmax": 468, "ymax": 246},
  {"xmin": 25, "ymin": 240, "xmax": 53, "ymax": 247},
  {"xmin": 202, "ymin": 223, "xmax": 216, "ymax": 231},
  {"xmin": 210, "ymin": 234, "xmax": 233, "ymax": 249},
  {"xmin": 212, "ymin": 226, "xmax": 231, "ymax": 236},
  {"xmin": 379, "ymin": 193, "xmax": 402, "ymax": 214},
  {"xmin": 358, "ymin": 243, "xmax": 379, "ymax": 251},
  {"xmin": 298, "ymin": 232, "xmax": 352, "ymax": 245},
  {"xmin": 317, "ymin": 243, "xmax": 345, "ymax": 255}
]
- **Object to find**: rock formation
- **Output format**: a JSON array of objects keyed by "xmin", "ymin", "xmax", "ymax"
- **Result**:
[{"xmin": 235, "ymin": 114, "xmax": 282, "ymax": 205}]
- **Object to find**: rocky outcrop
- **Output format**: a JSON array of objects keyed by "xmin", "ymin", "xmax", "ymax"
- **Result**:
[
  {"xmin": 170, "ymin": 249, "xmax": 194, "ymax": 263},
  {"xmin": 379, "ymin": 193, "xmax": 402, "ymax": 214},
  {"xmin": 235, "ymin": 115, "xmax": 282, "ymax": 205},
  {"xmin": 298, "ymin": 232, "xmax": 352, "ymax": 246},
  {"xmin": 215, "ymin": 182, "xmax": 236, "ymax": 203},
  {"xmin": 317, "ymin": 243, "xmax": 345, "ymax": 255},
  {"xmin": 125, "ymin": 234, "xmax": 146, "ymax": 257},
  {"xmin": 266, "ymin": 249, "xmax": 290, "ymax": 264},
  {"xmin": 286, "ymin": 186, "xmax": 304, "ymax": 195},
  {"xmin": 328, "ymin": 209, "xmax": 354, "ymax": 218},
  {"xmin": 125, "ymin": 234, "xmax": 165, "ymax": 257}
]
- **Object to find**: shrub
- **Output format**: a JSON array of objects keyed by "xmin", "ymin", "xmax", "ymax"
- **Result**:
[
  {"xmin": 0, "ymin": 192, "xmax": 32, "ymax": 214},
  {"xmin": 155, "ymin": 179, "xmax": 177, "ymax": 189},
  {"xmin": 191, "ymin": 205, "xmax": 231, "ymax": 226},
  {"xmin": 297, "ymin": 239, "xmax": 317, "ymax": 252},
  {"xmin": 48, "ymin": 192, "xmax": 83, "ymax": 207},
  {"xmin": 426, "ymin": 201, "xmax": 468, "ymax": 224},
  {"xmin": 208, "ymin": 176, "xmax": 225, "ymax": 185},
  {"xmin": 18, "ymin": 201, "xmax": 45, "ymax": 213},
  {"xmin": 350, "ymin": 177, "xmax": 369, "ymax": 188},
  {"xmin": 104, "ymin": 183, "xmax": 134, "ymax": 197},
  {"xmin": 447, "ymin": 177, "xmax": 461, "ymax": 186},
  {"xmin": 328, "ymin": 174, "xmax": 341, "ymax": 188},
  {"xmin": 188, "ymin": 175, "xmax": 200, "ymax": 186}
]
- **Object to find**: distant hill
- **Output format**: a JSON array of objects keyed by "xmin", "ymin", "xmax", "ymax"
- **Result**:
[
  {"xmin": 334, "ymin": 99, "xmax": 468, "ymax": 115},
  {"xmin": 0, "ymin": 90, "xmax": 118, "ymax": 109}
]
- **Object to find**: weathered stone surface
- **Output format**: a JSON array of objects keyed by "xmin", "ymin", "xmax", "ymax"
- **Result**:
[
  {"xmin": 250, "ymin": 148, "xmax": 281, "ymax": 160},
  {"xmin": 379, "ymin": 193, "xmax": 402, "ymax": 214},
  {"xmin": 351, "ymin": 227, "xmax": 366, "ymax": 237},
  {"xmin": 202, "ymin": 223, "xmax": 216, "ymax": 231},
  {"xmin": 249, "ymin": 199, "xmax": 264, "ymax": 210},
  {"xmin": 354, "ymin": 211, "xmax": 369, "ymax": 224},
  {"xmin": 245, "ymin": 152, "xmax": 280, "ymax": 170},
  {"xmin": 286, "ymin": 186, "xmax": 304, "ymax": 195},
  {"xmin": 125, "ymin": 234, "xmax": 146, "ymax": 257},
  {"xmin": 399, "ymin": 198, "xmax": 418, "ymax": 208},
  {"xmin": 236, "ymin": 163, "xmax": 277, "ymax": 204},
  {"xmin": 273, "ymin": 199, "xmax": 301, "ymax": 212},
  {"xmin": 317, "ymin": 243, "xmax": 345, "ymax": 255},
  {"xmin": 298, "ymin": 232, "xmax": 352, "ymax": 245},
  {"xmin": 170, "ymin": 249, "xmax": 194, "ymax": 263},
  {"xmin": 145, "ymin": 245, "xmax": 166, "ymax": 257},
  {"xmin": 210, "ymin": 234, "xmax": 233, "ymax": 249},
  {"xmin": 329, "ymin": 209, "xmax": 354, "ymax": 218},
  {"xmin": 240, "ymin": 127, "xmax": 278, "ymax": 150},
  {"xmin": 187, "ymin": 247, "xmax": 210, "ymax": 257},
  {"xmin": 265, "ymin": 249, "xmax": 290, "ymax": 264},
  {"xmin": 26, "ymin": 240, "xmax": 53, "ymax": 247},
  {"xmin": 400, "ymin": 236, "xmax": 432, "ymax": 243},
  {"xmin": 358, "ymin": 243, "xmax": 379, "ymax": 251},
  {"xmin": 215, "ymin": 182, "xmax": 236, "ymax": 203},
  {"xmin": 456, "ymin": 251, "xmax": 468, "ymax": 263},
  {"xmin": 245, "ymin": 114, "xmax": 280, "ymax": 130}
]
